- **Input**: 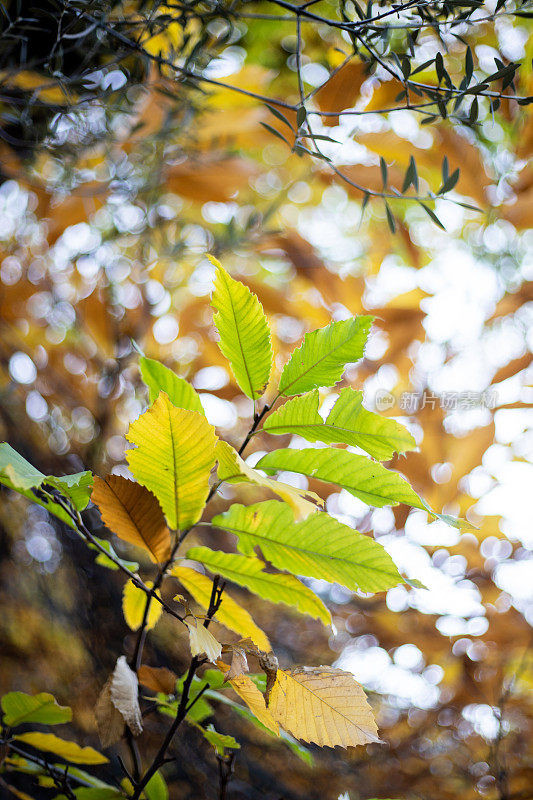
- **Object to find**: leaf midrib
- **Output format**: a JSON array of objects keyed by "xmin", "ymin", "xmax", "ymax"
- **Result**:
[
  {"xmin": 285, "ymin": 672, "xmax": 377, "ymax": 738},
  {"xmin": 217, "ymin": 522, "xmax": 397, "ymax": 579},
  {"xmin": 220, "ymin": 270, "xmax": 255, "ymax": 400},
  {"xmin": 279, "ymin": 320, "xmax": 367, "ymax": 395},
  {"xmin": 265, "ymin": 419, "xmax": 403, "ymax": 448}
]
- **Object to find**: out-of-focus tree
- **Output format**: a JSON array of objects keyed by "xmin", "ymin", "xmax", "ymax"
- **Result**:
[{"xmin": 0, "ymin": 1, "xmax": 532, "ymax": 799}]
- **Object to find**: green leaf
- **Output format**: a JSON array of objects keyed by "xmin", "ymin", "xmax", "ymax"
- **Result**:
[
  {"xmin": 126, "ymin": 392, "xmax": 217, "ymax": 530},
  {"xmin": 139, "ymin": 356, "xmax": 203, "ymax": 414},
  {"xmin": 90, "ymin": 537, "xmax": 139, "ymax": 572},
  {"xmin": 263, "ymin": 389, "xmax": 416, "ymax": 460},
  {"xmin": 144, "ymin": 770, "xmax": 168, "ymax": 800},
  {"xmin": 14, "ymin": 733, "xmax": 108, "ymax": 765},
  {"xmin": 1, "ymin": 692, "xmax": 72, "ymax": 727},
  {"xmin": 197, "ymin": 724, "xmax": 240, "ymax": 756},
  {"xmin": 210, "ymin": 256, "xmax": 273, "ymax": 400},
  {"xmin": 278, "ymin": 317, "xmax": 372, "ymax": 397},
  {"xmin": 0, "ymin": 443, "xmax": 92, "ymax": 528},
  {"xmin": 256, "ymin": 448, "xmax": 424, "ymax": 508},
  {"xmin": 186, "ymin": 546, "xmax": 331, "ymax": 625},
  {"xmin": 212, "ymin": 501, "xmax": 401, "ymax": 592}
]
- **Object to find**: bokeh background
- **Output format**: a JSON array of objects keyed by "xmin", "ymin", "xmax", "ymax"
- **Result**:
[{"xmin": 0, "ymin": 1, "xmax": 532, "ymax": 798}]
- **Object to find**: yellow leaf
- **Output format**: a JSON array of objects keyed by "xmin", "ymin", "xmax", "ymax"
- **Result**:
[
  {"xmin": 91, "ymin": 475, "xmax": 171, "ymax": 563},
  {"xmin": 122, "ymin": 579, "xmax": 162, "ymax": 632},
  {"xmin": 216, "ymin": 441, "xmax": 322, "ymax": 521},
  {"xmin": 268, "ymin": 667, "xmax": 380, "ymax": 748},
  {"xmin": 126, "ymin": 392, "xmax": 217, "ymax": 531},
  {"xmin": 171, "ymin": 565, "xmax": 270, "ymax": 651},
  {"xmin": 217, "ymin": 662, "xmax": 279, "ymax": 735},
  {"xmin": 14, "ymin": 733, "xmax": 108, "ymax": 765}
]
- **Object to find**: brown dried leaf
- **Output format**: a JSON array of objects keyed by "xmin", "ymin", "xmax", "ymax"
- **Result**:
[{"xmin": 138, "ymin": 665, "xmax": 177, "ymax": 695}]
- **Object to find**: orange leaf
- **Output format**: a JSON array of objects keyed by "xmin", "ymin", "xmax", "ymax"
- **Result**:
[{"xmin": 91, "ymin": 475, "xmax": 171, "ymax": 563}]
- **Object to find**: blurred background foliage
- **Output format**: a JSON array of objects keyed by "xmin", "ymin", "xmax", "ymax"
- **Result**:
[{"xmin": 0, "ymin": 1, "xmax": 532, "ymax": 798}]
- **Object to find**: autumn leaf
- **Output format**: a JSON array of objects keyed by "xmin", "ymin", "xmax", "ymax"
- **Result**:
[
  {"xmin": 171, "ymin": 565, "xmax": 270, "ymax": 651},
  {"xmin": 14, "ymin": 733, "xmax": 108, "ymax": 765},
  {"xmin": 91, "ymin": 475, "xmax": 171, "ymax": 563},
  {"xmin": 217, "ymin": 661, "xmax": 279, "ymax": 735},
  {"xmin": 122, "ymin": 579, "xmax": 162, "ymax": 632},
  {"xmin": 268, "ymin": 667, "xmax": 380, "ymax": 748},
  {"xmin": 138, "ymin": 665, "xmax": 178, "ymax": 695},
  {"xmin": 126, "ymin": 392, "xmax": 217, "ymax": 531}
]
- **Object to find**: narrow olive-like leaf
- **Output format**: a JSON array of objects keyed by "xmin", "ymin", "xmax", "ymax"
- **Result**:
[
  {"xmin": 216, "ymin": 440, "xmax": 321, "ymax": 521},
  {"xmin": 419, "ymin": 203, "xmax": 446, "ymax": 230},
  {"xmin": 14, "ymin": 733, "xmax": 108, "ymax": 765},
  {"xmin": 139, "ymin": 356, "xmax": 203, "ymax": 414},
  {"xmin": 259, "ymin": 121, "xmax": 292, "ymax": 146},
  {"xmin": 186, "ymin": 546, "xmax": 331, "ymax": 625},
  {"xmin": 385, "ymin": 202, "xmax": 396, "ymax": 233},
  {"xmin": 1, "ymin": 692, "xmax": 72, "ymax": 727},
  {"xmin": 380, "ymin": 156, "xmax": 388, "ymax": 188},
  {"xmin": 126, "ymin": 392, "xmax": 217, "ymax": 531},
  {"xmin": 210, "ymin": 256, "xmax": 273, "ymax": 400},
  {"xmin": 278, "ymin": 317, "xmax": 372, "ymax": 397},
  {"xmin": 438, "ymin": 168, "xmax": 460, "ymax": 195},
  {"xmin": 263, "ymin": 389, "xmax": 416, "ymax": 460},
  {"xmin": 265, "ymin": 104, "xmax": 294, "ymax": 130},
  {"xmin": 91, "ymin": 475, "xmax": 171, "ymax": 563},
  {"xmin": 171, "ymin": 565, "xmax": 271, "ymax": 651},
  {"xmin": 256, "ymin": 448, "xmax": 424, "ymax": 508},
  {"xmin": 269, "ymin": 667, "xmax": 380, "ymax": 748},
  {"xmin": 212, "ymin": 501, "xmax": 401, "ymax": 592}
]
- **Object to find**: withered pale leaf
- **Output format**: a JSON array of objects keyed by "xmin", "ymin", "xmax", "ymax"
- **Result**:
[
  {"xmin": 225, "ymin": 647, "xmax": 249, "ymax": 681},
  {"xmin": 94, "ymin": 680, "xmax": 125, "ymax": 748},
  {"xmin": 95, "ymin": 656, "xmax": 142, "ymax": 747},
  {"xmin": 110, "ymin": 656, "xmax": 143, "ymax": 737},
  {"xmin": 268, "ymin": 666, "xmax": 380, "ymax": 748},
  {"xmin": 185, "ymin": 620, "xmax": 222, "ymax": 663}
]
